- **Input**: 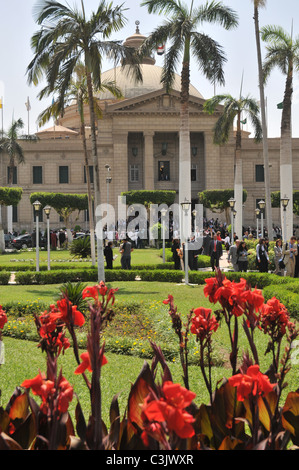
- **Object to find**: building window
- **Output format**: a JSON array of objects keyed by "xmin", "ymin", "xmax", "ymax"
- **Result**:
[
  {"xmin": 59, "ymin": 166, "xmax": 69, "ymax": 184},
  {"xmin": 7, "ymin": 166, "xmax": 17, "ymax": 184},
  {"xmin": 191, "ymin": 164, "xmax": 197, "ymax": 181},
  {"xmin": 84, "ymin": 165, "xmax": 94, "ymax": 184},
  {"xmin": 33, "ymin": 166, "xmax": 43, "ymax": 184},
  {"xmin": 12, "ymin": 205, "xmax": 18, "ymax": 223},
  {"xmin": 158, "ymin": 161, "xmax": 170, "ymax": 181},
  {"xmin": 130, "ymin": 164, "xmax": 139, "ymax": 182},
  {"xmin": 255, "ymin": 164, "xmax": 264, "ymax": 182}
]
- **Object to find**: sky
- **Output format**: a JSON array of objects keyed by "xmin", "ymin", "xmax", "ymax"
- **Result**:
[{"xmin": 1, "ymin": 0, "xmax": 299, "ymax": 138}]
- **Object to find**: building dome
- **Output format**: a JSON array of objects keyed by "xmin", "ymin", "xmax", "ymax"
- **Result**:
[{"xmin": 97, "ymin": 22, "xmax": 204, "ymax": 101}]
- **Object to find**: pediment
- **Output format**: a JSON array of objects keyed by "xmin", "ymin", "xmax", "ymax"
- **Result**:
[{"xmin": 105, "ymin": 89, "xmax": 206, "ymax": 115}]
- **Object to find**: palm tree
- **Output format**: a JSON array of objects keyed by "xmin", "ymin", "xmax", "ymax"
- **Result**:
[
  {"xmin": 27, "ymin": 0, "xmax": 141, "ymax": 282},
  {"xmin": 140, "ymin": 0, "xmax": 238, "ymax": 234},
  {"xmin": 0, "ymin": 118, "xmax": 37, "ymax": 238},
  {"xmin": 203, "ymin": 94, "xmax": 262, "ymax": 239},
  {"xmin": 252, "ymin": 0, "xmax": 273, "ymax": 240},
  {"xmin": 261, "ymin": 25, "xmax": 299, "ymax": 241},
  {"xmin": 37, "ymin": 64, "xmax": 123, "ymax": 266}
]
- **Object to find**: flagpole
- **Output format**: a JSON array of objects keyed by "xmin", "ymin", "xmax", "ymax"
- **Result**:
[{"xmin": 1, "ymin": 97, "xmax": 3, "ymax": 138}]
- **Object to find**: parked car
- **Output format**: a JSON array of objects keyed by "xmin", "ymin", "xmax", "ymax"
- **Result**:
[
  {"xmin": 4, "ymin": 233, "xmax": 14, "ymax": 248},
  {"xmin": 11, "ymin": 233, "xmax": 46, "ymax": 250}
]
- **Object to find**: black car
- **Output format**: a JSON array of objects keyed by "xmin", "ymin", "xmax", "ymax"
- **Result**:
[
  {"xmin": 11, "ymin": 233, "xmax": 47, "ymax": 250},
  {"xmin": 4, "ymin": 233, "xmax": 14, "ymax": 248}
]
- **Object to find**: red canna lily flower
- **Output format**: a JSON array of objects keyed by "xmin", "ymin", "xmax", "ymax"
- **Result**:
[
  {"xmin": 74, "ymin": 350, "xmax": 108, "ymax": 375},
  {"xmin": 0, "ymin": 306, "xmax": 7, "ymax": 330},
  {"xmin": 57, "ymin": 377, "xmax": 74, "ymax": 414},
  {"xmin": 56, "ymin": 298, "xmax": 85, "ymax": 327},
  {"xmin": 190, "ymin": 307, "xmax": 219, "ymax": 342},
  {"xmin": 228, "ymin": 364, "xmax": 274, "ymax": 401},
  {"xmin": 141, "ymin": 381, "xmax": 196, "ymax": 441}
]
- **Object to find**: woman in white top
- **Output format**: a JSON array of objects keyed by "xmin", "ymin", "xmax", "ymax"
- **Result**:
[{"xmin": 273, "ymin": 238, "xmax": 283, "ymax": 275}]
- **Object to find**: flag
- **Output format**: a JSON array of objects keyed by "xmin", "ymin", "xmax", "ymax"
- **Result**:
[
  {"xmin": 25, "ymin": 97, "xmax": 31, "ymax": 111},
  {"xmin": 157, "ymin": 44, "xmax": 165, "ymax": 55},
  {"xmin": 277, "ymin": 102, "xmax": 283, "ymax": 109},
  {"xmin": 0, "ymin": 98, "xmax": 2, "ymax": 109}
]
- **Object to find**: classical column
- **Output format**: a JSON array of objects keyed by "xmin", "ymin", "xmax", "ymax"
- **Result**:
[
  {"xmin": 112, "ymin": 132, "xmax": 129, "ymax": 199},
  {"xmin": 143, "ymin": 131, "xmax": 155, "ymax": 190}
]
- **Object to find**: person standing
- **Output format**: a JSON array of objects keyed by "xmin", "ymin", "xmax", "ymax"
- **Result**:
[
  {"xmin": 256, "ymin": 238, "xmax": 269, "ymax": 272},
  {"xmin": 120, "ymin": 238, "xmax": 133, "ymax": 270},
  {"xmin": 273, "ymin": 239, "xmax": 283, "ymax": 275},
  {"xmin": 209, "ymin": 233, "xmax": 223, "ymax": 271},
  {"xmin": 282, "ymin": 236, "xmax": 298, "ymax": 277},
  {"xmin": 228, "ymin": 240, "xmax": 240, "ymax": 271},
  {"xmin": 104, "ymin": 241, "xmax": 114, "ymax": 269},
  {"xmin": 237, "ymin": 241, "xmax": 248, "ymax": 272},
  {"xmin": 171, "ymin": 238, "xmax": 181, "ymax": 270}
]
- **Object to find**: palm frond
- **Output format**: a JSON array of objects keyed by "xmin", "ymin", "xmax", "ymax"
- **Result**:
[{"xmin": 191, "ymin": 32, "xmax": 226, "ymax": 85}]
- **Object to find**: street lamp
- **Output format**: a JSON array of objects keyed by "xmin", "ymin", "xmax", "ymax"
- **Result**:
[
  {"xmin": 280, "ymin": 195, "xmax": 290, "ymax": 242},
  {"xmin": 228, "ymin": 197, "xmax": 236, "ymax": 244},
  {"xmin": 255, "ymin": 208, "xmax": 260, "ymax": 239},
  {"xmin": 258, "ymin": 200, "xmax": 265, "ymax": 238},
  {"xmin": 33, "ymin": 200, "xmax": 42, "ymax": 272},
  {"xmin": 44, "ymin": 205, "xmax": 51, "ymax": 271},
  {"xmin": 181, "ymin": 198, "xmax": 191, "ymax": 285},
  {"xmin": 161, "ymin": 207, "xmax": 167, "ymax": 263}
]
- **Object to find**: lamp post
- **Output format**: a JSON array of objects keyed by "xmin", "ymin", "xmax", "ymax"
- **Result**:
[
  {"xmin": 258, "ymin": 200, "xmax": 265, "ymax": 238},
  {"xmin": 192, "ymin": 209, "xmax": 197, "ymax": 235},
  {"xmin": 228, "ymin": 197, "xmax": 236, "ymax": 244},
  {"xmin": 44, "ymin": 205, "xmax": 51, "ymax": 271},
  {"xmin": 181, "ymin": 198, "xmax": 191, "ymax": 285},
  {"xmin": 33, "ymin": 200, "xmax": 42, "ymax": 272},
  {"xmin": 255, "ymin": 208, "xmax": 260, "ymax": 239},
  {"xmin": 161, "ymin": 207, "xmax": 167, "ymax": 263},
  {"xmin": 105, "ymin": 164, "xmax": 112, "ymax": 236},
  {"xmin": 280, "ymin": 195, "xmax": 290, "ymax": 242}
]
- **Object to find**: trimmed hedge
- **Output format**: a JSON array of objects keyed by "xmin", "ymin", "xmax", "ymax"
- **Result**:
[
  {"xmin": 263, "ymin": 282, "xmax": 299, "ymax": 319},
  {"xmin": 13, "ymin": 266, "xmax": 299, "ymax": 288}
]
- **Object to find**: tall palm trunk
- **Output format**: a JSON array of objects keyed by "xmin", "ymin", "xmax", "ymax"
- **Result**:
[
  {"xmin": 280, "ymin": 62, "xmax": 293, "ymax": 241},
  {"xmin": 234, "ymin": 115, "xmax": 243, "ymax": 239},
  {"xmin": 80, "ymin": 119, "xmax": 96, "ymax": 266},
  {"xmin": 86, "ymin": 68, "xmax": 105, "ymax": 281},
  {"xmin": 179, "ymin": 40, "xmax": 191, "ymax": 238},
  {"xmin": 254, "ymin": 5, "xmax": 273, "ymax": 239}
]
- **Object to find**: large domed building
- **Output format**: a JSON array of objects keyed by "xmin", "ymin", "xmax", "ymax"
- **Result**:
[{"xmin": 2, "ymin": 23, "xmax": 298, "ymax": 236}]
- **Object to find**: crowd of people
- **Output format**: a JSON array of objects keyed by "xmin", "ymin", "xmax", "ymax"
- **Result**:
[{"xmin": 7, "ymin": 215, "xmax": 299, "ymax": 278}]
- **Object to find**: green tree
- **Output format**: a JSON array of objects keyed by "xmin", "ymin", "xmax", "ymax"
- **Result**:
[
  {"xmin": 29, "ymin": 192, "xmax": 88, "ymax": 242},
  {"xmin": 198, "ymin": 189, "xmax": 247, "ymax": 224},
  {"xmin": 203, "ymin": 94, "xmax": 262, "ymax": 238},
  {"xmin": 252, "ymin": 0, "xmax": 273, "ymax": 239},
  {"xmin": 261, "ymin": 24, "xmax": 299, "ymax": 241},
  {"xmin": 140, "ymin": 0, "xmax": 238, "ymax": 225},
  {"xmin": 27, "ymin": 0, "xmax": 141, "ymax": 282}
]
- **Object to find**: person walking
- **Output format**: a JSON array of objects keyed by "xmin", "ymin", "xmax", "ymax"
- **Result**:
[
  {"xmin": 237, "ymin": 241, "xmax": 248, "ymax": 272},
  {"xmin": 228, "ymin": 240, "xmax": 240, "ymax": 271},
  {"xmin": 256, "ymin": 238, "xmax": 269, "ymax": 273},
  {"xmin": 282, "ymin": 236, "xmax": 298, "ymax": 277},
  {"xmin": 209, "ymin": 233, "xmax": 223, "ymax": 271},
  {"xmin": 120, "ymin": 238, "xmax": 133, "ymax": 270},
  {"xmin": 273, "ymin": 239, "xmax": 283, "ymax": 275}
]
